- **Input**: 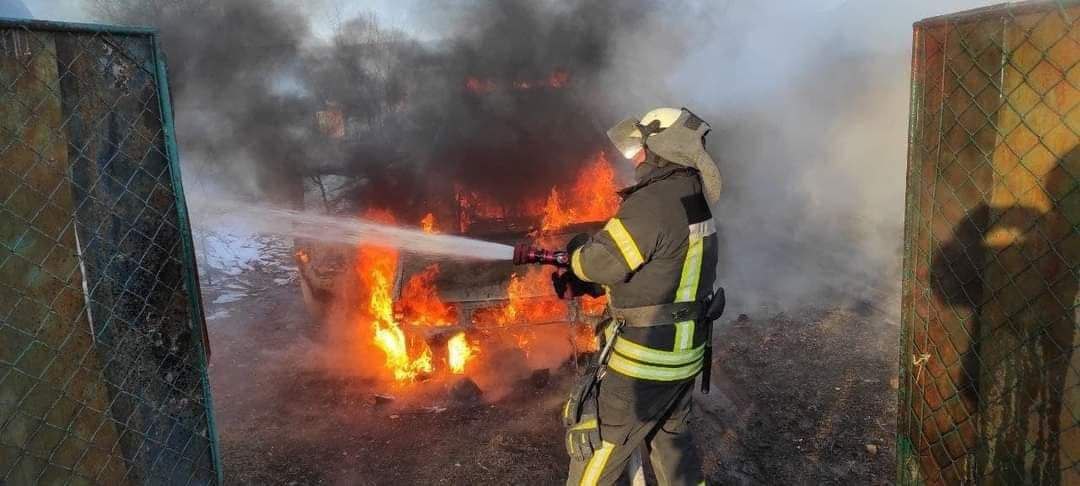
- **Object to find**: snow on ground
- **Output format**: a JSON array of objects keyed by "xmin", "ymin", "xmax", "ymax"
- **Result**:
[
  {"xmin": 193, "ymin": 228, "xmax": 298, "ymax": 311},
  {"xmin": 205, "ymin": 309, "xmax": 231, "ymax": 321}
]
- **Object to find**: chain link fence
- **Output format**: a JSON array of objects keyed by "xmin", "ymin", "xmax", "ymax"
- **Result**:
[
  {"xmin": 0, "ymin": 19, "xmax": 220, "ymax": 485},
  {"xmin": 901, "ymin": 1, "xmax": 1080, "ymax": 484}
]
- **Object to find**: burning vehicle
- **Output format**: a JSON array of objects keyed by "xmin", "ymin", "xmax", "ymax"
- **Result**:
[{"xmin": 293, "ymin": 149, "xmax": 621, "ymax": 386}]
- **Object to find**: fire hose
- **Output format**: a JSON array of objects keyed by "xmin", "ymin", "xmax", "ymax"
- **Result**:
[{"xmin": 512, "ymin": 244, "xmax": 569, "ymax": 267}]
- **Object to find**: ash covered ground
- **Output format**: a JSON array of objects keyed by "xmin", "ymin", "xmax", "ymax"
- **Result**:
[{"xmin": 199, "ymin": 235, "xmax": 898, "ymax": 485}]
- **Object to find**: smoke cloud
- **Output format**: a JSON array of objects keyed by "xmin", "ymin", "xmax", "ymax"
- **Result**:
[
  {"xmin": 89, "ymin": 0, "xmax": 653, "ymax": 219},
  {"xmin": 86, "ymin": 0, "xmax": 996, "ymax": 312}
]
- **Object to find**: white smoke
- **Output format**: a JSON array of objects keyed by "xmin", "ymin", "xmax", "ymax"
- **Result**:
[{"xmin": 595, "ymin": 0, "xmax": 995, "ymax": 314}]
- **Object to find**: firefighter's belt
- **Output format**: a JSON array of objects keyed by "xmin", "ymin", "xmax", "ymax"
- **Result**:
[{"xmin": 608, "ymin": 301, "xmax": 702, "ymax": 328}]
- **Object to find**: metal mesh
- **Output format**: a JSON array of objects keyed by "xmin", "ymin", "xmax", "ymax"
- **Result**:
[
  {"xmin": 900, "ymin": 1, "xmax": 1080, "ymax": 484},
  {"xmin": 0, "ymin": 20, "xmax": 220, "ymax": 485}
]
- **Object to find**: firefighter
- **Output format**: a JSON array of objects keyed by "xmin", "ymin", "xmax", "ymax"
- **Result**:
[{"xmin": 560, "ymin": 107, "xmax": 721, "ymax": 486}]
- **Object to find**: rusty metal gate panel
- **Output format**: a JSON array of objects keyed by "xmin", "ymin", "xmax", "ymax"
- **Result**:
[
  {"xmin": 0, "ymin": 18, "xmax": 220, "ymax": 485},
  {"xmin": 901, "ymin": 1, "xmax": 1080, "ymax": 484}
]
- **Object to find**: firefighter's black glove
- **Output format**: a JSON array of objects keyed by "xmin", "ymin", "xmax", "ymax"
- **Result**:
[
  {"xmin": 563, "ymin": 368, "xmax": 595, "ymax": 427},
  {"xmin": 552, "ymin": 233, "xmax": 603, "ymax": 299},
  {"xmin": 565, "ymin": 410, "xmax": 602, "ymax": 462},
  {"xmin": 563, "ymin": 374, "xmax": 601, "ymax": 461},
  {"xmin": 552, "ymin": 269, "xmax": 603, "ymax": 300}
]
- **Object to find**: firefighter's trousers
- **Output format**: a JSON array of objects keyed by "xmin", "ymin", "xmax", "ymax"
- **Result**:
[{"xmin": 565, "ymin": 373, "xmax": 704, "ymax": 486}]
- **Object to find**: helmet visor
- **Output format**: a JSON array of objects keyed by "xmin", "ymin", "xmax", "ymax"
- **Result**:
[{"xmin": 606, "ymin": 118, "xmax": 644, "ymax": 159}]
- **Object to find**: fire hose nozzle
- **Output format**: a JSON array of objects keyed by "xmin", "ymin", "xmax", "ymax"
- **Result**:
[{"xmin": 513, "ymin": 243, "xmax": 569, "ymax": 267}]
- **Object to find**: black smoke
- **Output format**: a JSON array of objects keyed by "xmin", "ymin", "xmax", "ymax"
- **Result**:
[{"xmin": 89, "ymin": 0, "xmax": 651, "ymax": 217}]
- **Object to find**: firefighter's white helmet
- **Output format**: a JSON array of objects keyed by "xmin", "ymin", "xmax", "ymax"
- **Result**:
[
  {"xmin": 606, "ymin": 107, "xmax": 682, "ymax": 159},
  {"xmin": 605, "ymin": 107, "xmax": 723, "ymax": 204}
]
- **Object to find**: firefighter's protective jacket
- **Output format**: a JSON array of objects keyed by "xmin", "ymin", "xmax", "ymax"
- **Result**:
[{"xmin": 570, "ymin": 161, "xmax": 718, "ymax": 382}]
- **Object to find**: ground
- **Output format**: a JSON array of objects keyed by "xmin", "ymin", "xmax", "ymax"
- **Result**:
[
  {"xmin": 199, "ymin": 236, "xmax": 899, "ymax": 485},
  {"xmin": 701, "ymin": 305, "xmax": 899, "ymax": 485}
]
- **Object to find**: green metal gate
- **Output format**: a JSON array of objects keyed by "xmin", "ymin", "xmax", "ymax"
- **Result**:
[
  {"xmin": 0, "ymin": 18, "xmax": 220, "ymax": 485},
  {"xmin": 901, "ymin": 1, "xmax": 1079, "ymax": 484}
]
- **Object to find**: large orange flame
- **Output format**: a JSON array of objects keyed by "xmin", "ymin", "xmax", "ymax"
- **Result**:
[
  {"xmin": 356, "ymin": 210, "xmax": 474, "ymax": 382},
  {"xmin": 356, "ymin": 242, "xmax": 434, "ymax": 382},
  {"xmin": 496, "ymin": 268, "xmax": 569, "ymax": 325},
  {"xmin": 541, "ymin": 152, "xmax": 620, "ymax": 232},
  {"xmin": 351, "ymin": 150, "xmax": 618, "ymax": 384},
  {"xmin": 471, "ymin": 267, "xmax": 571, "ymax": 354}
]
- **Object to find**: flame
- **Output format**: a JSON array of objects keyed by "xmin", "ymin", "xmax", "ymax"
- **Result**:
[
  {"xmin": 500, "ymin": 268, "xmax": 569, "ymax": 324},
  {"xmin": 365, "ymin": 208, "xmax": 397, "ymax": 225},
  {"xmin": 357, "ymin": 242, "xmax": 434, "ymax": 382},
  {"xmin": 490, "ymin": 267, "xmax": 604, "ymax": 355},
  {"xmin": 453, "ymin": 150, "xmax": 618, "ymax": 233},
  {"xmin": 464, "ymin": 70, "xmax": 570, "ymax": 94},
  {"xmin": 399, "ymin": 264, "xmax": 456, "ymax": 327},
  {"xmin": 420, "ymin": 213, "xmax": 437, "ymax": 233},
  {"xmin": 456, "ymin": 185, "xmax": 506, "ymax": 232},
  {"xmin": 579, "ymin": 295, "xmax": 607, "ymax": 317},
  {"xmin": 539, "ymin": 188, "xmax": 574, "ymax": 232},
  {"xmin": 549, "ymin": 70, "xmax": 570, "ymax": 88},
  {"xmin": 576, "ymin": 295, "xmax": 606, "ymax": 353},
  {"xmin": 348, "ymin": 150, "xmax": 617, "ymax": 384},
  {"xmin": 447, "ymin": 332, "xmax": 476, "ymax": 374},
  {"xmin": 472, "ymin": 268, "xmax": 570, "ymax": 355},
  {"xmin": 373, "ymin": 325, "xmax": 434, "ymax": 381},
  {"xmin": 355, "ymin": 210, "xmax": 441, "ymax": 382},
  {"xmin": 468, "ymin": 266, "xmax": 604, "ymax": 360},
  {"xmin": 541, "ymin": 152, "xmax": 620, "ymax": 232},
  {"xmin": 465, "ymin": 77, "xmax": 496, "ymax": 93},
  {"xmin": 355, "ymin": 209, "xmax": 477, "ymax": 382},
  {"xmin": 573, "ymin": 323, "xmax": 599, "ymax": 353}
]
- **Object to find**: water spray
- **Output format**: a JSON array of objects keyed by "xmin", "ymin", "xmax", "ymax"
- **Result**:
[{"xmin": 192, "ymin": 201, "xmax": 514, "ymax": 261}]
